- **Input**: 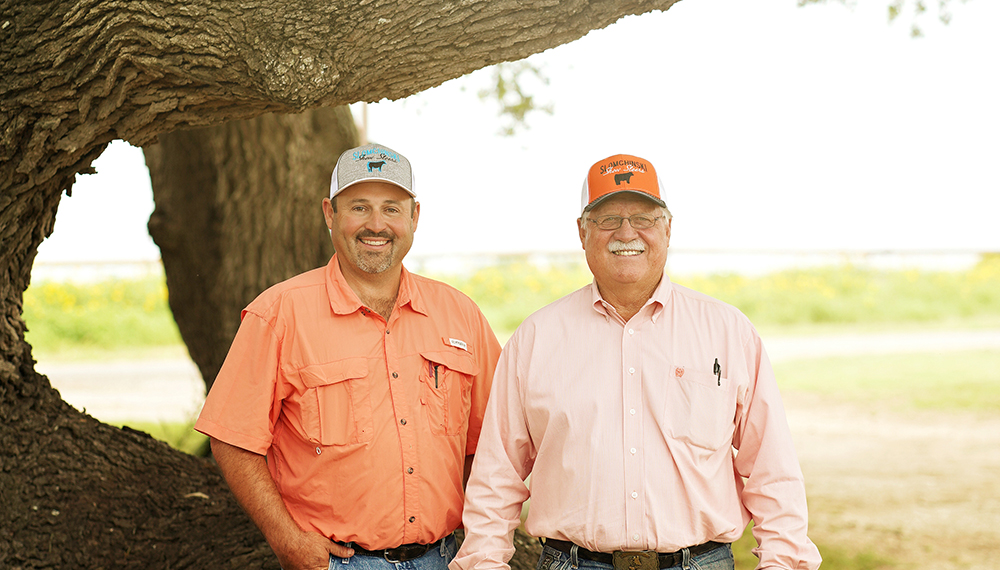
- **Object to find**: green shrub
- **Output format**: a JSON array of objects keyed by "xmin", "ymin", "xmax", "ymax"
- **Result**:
[
  {"xmin": 24, "ymin": 256, "xmax": 1000, "ymax": 352},
  {"xmin": 438, "ymin": 256, "xmax": 1000, "ymax": 337},
  {"xmin": 24, "ymin": 276, "xmax": 182, "ymax": 352}
]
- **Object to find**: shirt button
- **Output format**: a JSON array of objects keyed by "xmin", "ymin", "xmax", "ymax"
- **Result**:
[
  {"xmin": 628, "ymin": 367, "xmax": 635, "ymax": 374},
  {"xmin": 407, "ymin": 467, "xmax": 414, "ymax": 474},
  {"xmin": 315, "ymin": 447, "xmax": 322, "ymax": 455},
  {"xmin": 400, "ymin": 418, "xmax": 407, "ymax": 425},
  {"xmin": 631, "ymin": 491, "xmax": 638, "ymax": 499},
  {"xmin": 629, "ymin": 408, "xmax": 636, "ymax": 415},
  {"xmin": 632, "ymin": 534, "xmax": 640, "ymax": 542},
  {"xmin": 386, "ymin": 330, "xmax": 390, "ymax": 334},
  {"xmin": 409, "ymin": 516, "xmax": 416, "ymax": 523},
  {"xmin": 630, "ymin": 448, "xmax": 637, "ymax": 454},
  {"xmin": 392, "ymin": 372, "xmax": 398, "ymax": 379},
  {"xmin": 628, "ymin": 329, "xmax": 634, "ymax": 335}
]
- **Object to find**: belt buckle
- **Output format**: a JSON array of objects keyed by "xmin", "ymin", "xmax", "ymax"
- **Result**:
[
  {"xmin": 383, "ymin": 548, "xmax": 403, "ymax": 564},
  {"xmin": 612, "ymin": 551, "xmax": 658, "ymax": 570}
]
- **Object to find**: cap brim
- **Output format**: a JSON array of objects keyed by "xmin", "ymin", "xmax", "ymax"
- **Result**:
[
  {"xmin": 332, "ymin": 177, "xmax": 416, "ymax": 198},
  {"xmin": 583, "ymin": 190, "xmax": 666, "ymax": 214}
]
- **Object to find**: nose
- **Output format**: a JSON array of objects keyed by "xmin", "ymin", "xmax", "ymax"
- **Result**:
[
  {"xmin": 363, "ymin": 210, "xmax": 389, "ymax": 232},
  {"xmin": 612, "ymin": 217, "xmax": 641, "ymax": 239}
]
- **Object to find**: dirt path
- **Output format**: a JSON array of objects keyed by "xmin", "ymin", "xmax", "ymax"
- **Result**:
[{"xmin": 785, "ymin": 392, "xmax": 1000, "ymax": 570}]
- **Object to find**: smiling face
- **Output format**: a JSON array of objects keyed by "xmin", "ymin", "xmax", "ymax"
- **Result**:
[
  {"xmin": 323, "ymin": 181, "xmax": 419, "ymax": 278},
  {"xmin": 578, "ymin": 193, "xmax": 671, "ymax": 297}
]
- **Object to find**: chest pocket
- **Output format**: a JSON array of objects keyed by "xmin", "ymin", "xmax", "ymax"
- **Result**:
[
  {"xmin": 662, "ymin": 368, "xmax": 736, "ymax": 451},
  {"xmin": 298, "ymin": 357, "xmax": 373, "ymax": 446},
  {"xmin": 419, "ymin": 349, "xmax": 479, "ymax": 436}
]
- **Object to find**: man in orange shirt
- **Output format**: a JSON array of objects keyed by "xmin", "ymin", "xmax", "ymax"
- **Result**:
[{"xmin": 196, "ymin": 143, "xmax": 502, "ymax": 570}]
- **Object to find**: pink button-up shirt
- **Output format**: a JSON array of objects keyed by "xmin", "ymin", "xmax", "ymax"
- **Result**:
[{"xmin": 452, "ymin": 274, "xmax": 821, "ymax": 570}]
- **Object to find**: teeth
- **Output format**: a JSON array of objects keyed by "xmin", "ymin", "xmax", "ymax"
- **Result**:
[
  {"xmin": 361, "ymin": 239, "xmax": 389, "ymax": 246},
  {"xmin": 609, "ymin": 239, "xmax": 645, "ymax": 255}
]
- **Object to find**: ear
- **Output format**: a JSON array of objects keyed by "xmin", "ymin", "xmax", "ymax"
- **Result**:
[
  {"xmin": 322, "ymin": 198, "xmax": 335, "ymax": 230},
  {"xmin": 411, "ymin": 201, "xmax": 421, "ymax": 232},
  {"xmin": 577, "ymin": 217, "xmax": 587, "ymax": 250},
  {"xmin": 664, "ymin": 217, "xmax": 672, "ymax": 248}
]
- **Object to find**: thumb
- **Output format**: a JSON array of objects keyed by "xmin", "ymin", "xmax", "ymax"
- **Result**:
[{"xmin": 328, "ymin": 541, "xmax": 355, "ymax": 559}]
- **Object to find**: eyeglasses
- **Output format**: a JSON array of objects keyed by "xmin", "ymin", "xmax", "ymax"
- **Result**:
[{"xmin": 587, "ymin": 214, "xmax": 664, "ymax": 231}]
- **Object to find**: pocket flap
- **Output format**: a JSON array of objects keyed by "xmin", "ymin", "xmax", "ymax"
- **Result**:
[
  {"xmin": 420, "ymin": 349, "xmax": 479, "ymax": 377},
  {"xmin": 299, "ymin": 357, "xmax": 369, "ymax": 388},
  {"xmin": 672, "ymin": 366, "xmax": 724, "ymax": 389}
]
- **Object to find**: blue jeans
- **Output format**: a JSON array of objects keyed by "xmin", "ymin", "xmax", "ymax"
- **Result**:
[
  {"xmin": 330, "ymin": 535, "xmax": 458, "ymax": 570},
  {"xmin": 535, "ymin": 543, "xmax": 734, "ymax": 570}
]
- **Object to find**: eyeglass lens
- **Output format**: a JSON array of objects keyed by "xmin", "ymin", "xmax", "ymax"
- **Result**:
[{"xmin": 594, "ymin": 215, "xmax": 658, "ymax": 230}]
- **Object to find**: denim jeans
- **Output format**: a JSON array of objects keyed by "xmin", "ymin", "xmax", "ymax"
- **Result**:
[
  {"xmin": 330, "ymin": 535, "xmax": 458, "ymax": 570},
  {"xmin": 535, "ymin": 543, "xmax": 734, "ymax": 570}
]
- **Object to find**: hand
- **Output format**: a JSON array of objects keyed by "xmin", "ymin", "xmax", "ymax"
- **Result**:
[{"xmin": 272, "ymin": 529, "xmax": 355, "ymax": 570}]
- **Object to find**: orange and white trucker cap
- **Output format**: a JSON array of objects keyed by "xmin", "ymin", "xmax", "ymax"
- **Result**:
[
  {"xmin": 331, "ymin": 143, "xmax": 415, "ymax": 199},
  {"xmin": 580, "ymin": 153, "xmax": 666, "ymax": 215}
]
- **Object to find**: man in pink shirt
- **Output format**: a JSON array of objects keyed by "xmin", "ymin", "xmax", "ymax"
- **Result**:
[
  {"xmin": 196, "ymin": 144, "xmax": 501, "ymax": 570},
  {"xmin": 452, "ymin": 154, "xmax": 821, "ymax": 570}
]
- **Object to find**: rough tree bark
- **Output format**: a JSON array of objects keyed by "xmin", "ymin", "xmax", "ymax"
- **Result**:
[
  {"xmin": 144, "ymin": 106, "xmax": 356, "ymax": 393},
  {"xmin": 0, "ymin": 0, "xmax": 680, "ymax": 566}
]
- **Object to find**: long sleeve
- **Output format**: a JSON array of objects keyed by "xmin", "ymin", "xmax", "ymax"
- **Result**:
[
  {"xmin": 451, "ymin": 336, "xmax": 535, "ymax": 570},
  {"xmin": 733, "ymin": 333, "xmax": 822, "ymax": 570}
]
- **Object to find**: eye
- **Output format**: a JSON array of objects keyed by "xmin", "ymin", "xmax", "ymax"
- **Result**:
[{"xmin": 596, "ymin": 216, "xmax": 623, "ymax": 229}]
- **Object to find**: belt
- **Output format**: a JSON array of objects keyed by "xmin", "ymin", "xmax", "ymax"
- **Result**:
[
  {"xmin": 544, "ymin": 539, "xmax": 725, "ymax": 569},
  {"xmin": 344, "ymin": 536, "xmax": 446, "ymax": 563}
]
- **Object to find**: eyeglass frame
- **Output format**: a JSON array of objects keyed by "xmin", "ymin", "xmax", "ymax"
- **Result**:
[{"xmin": 585, "ymin": 213, "xmax": 666, "ymax": 231}]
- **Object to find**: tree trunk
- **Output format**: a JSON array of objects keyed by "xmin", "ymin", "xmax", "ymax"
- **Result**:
[
  {"xmin": 0, "ymin": 387, "xmax": 280, "ymax": 568},
  {"xmin": 0, "ymin": 0, "xmax": 679, "ymax": 565},
  {"xmin": 144, "ymin": 106, "xmax": 357, "ymax": 392}
]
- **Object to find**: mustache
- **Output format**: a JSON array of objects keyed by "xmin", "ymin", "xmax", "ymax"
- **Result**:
[
  {"xmin": 357, "ymin": 230, "xmax": 394, "ymax": 240},
  {"xmin": 608, "ymin": 239, "xmax": 645, "ymax": 253}
]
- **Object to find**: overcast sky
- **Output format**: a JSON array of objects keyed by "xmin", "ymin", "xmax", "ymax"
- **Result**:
[{"xmin": 35, "ymin": 0, "xmax": 1000, "ymax": 273}]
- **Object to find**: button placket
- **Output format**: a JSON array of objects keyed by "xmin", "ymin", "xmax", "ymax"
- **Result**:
[{"xmin": 622, "ymin": 318, "xmax": 643, "ymax": 551}]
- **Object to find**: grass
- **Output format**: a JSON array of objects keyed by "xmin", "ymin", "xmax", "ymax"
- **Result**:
[
  {"xmin": 774, "ymin": 349, "xmax": 1000, "ymax": 414},
  {"xmin": 434, "ymin": 261, "xmax": 595, "ymax": 335},
  {"xmin": 673, "ymin": 255, "xmax": 1000, "ymax": 328},
  {"xmin": 733, "ymin": 524, "xmax": 894, "ymax": 570},
  {"xmin": 438, "ymin": 255, "xmax": 1000, "ymax": 338},
  {"xmin": 117, "ymin": 420, "xmax": 209, "ymax": 456},
  {"xmin": 23, "ymin": 276, "xmax": 183, "ymax": 352},
  {"xmin": 23, "ymin": 255, "xmax": 1000, "ymax": 351}
]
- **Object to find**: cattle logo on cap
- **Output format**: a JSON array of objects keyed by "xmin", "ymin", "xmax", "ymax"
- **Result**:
[{"xmin": 614, "ymin": 172, "xmax": 634, "ymax": 185}]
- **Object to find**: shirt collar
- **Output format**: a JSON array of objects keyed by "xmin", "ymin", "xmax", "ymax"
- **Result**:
[
  {"xmin": 325, "ymin": 254, "xmax": 427, "ymax": 317},
  {"xmin": 588, "ymin": 270, "xmax": 673, "ymax": 322},
  {"xmin": 396, "ymin": 265, "xmax": 428, "ymax": 316},
  {"xmin": 647, "ymin": 272, "xmax": 672, "ymax": 322}
]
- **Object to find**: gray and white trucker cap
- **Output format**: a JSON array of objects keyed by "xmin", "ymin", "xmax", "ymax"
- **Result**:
[{"xmin": 330, "ymin": 143, "xmax": 415, "ymax": 198}]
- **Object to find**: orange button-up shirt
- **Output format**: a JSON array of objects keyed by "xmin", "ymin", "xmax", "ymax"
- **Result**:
[{"xmin": 195, "ymin": 255, "xmax": 501, "ymax": 549}]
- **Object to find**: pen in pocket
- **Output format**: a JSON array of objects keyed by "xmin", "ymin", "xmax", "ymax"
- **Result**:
[{"xmin": 434, "ymin": 365, "xmax": 439, "ymax": 388}]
